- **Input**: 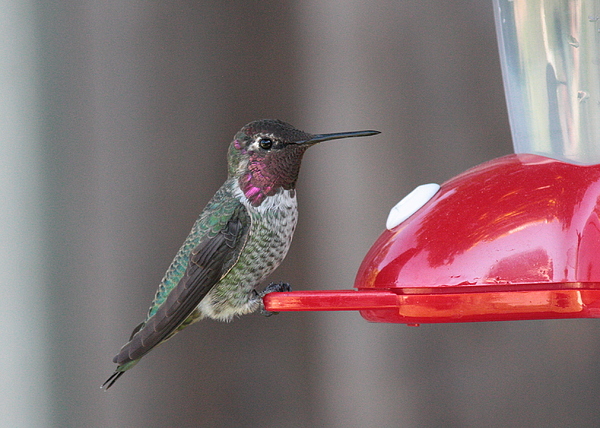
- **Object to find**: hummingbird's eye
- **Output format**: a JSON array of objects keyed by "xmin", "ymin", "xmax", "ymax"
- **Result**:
[{"xmin": 258, "ymin": 138, "xmax": 273, "ymax": 150}]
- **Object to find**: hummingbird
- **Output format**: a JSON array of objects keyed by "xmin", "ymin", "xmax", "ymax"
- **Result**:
[{"xmin": 101, "ymin": 119, "xmax": 379, "ymax": 389}]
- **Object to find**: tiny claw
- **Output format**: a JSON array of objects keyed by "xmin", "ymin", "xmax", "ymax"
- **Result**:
[
  {"xmin": 259, "ymin": 282, "xmax": 292, "ymax": 316},
  {"xmin": 261, "ymin": 282, "xmax": 292, "ymax": 295}
]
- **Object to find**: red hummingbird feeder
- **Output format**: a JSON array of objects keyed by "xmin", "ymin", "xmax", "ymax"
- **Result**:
[{"xmin": 264, "ymin": 0, "xmax": 600, "ymax": 324}]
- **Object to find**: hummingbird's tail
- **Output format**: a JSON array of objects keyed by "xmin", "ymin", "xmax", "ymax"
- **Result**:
[
  {"xmin": 101, "ymin": 370, "xmax": 125, "ymax": 391},
  {"xmin": 100, "ymin": 359, "xmax": 140, "ymax": 391}
]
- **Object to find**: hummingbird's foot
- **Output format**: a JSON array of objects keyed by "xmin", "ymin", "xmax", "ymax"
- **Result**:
[
  {"xmin": 262, "ymin": 281, "xmax": 292, "ymax": 295},
  {"xmin": 258, "ymin": 282, "xmax": 292, "ymax": 317}
]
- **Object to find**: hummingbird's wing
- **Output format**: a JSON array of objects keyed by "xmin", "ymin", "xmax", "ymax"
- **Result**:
[{"xmin": 113, "ymin": 202, "xmax": 250, "ymax": 366}]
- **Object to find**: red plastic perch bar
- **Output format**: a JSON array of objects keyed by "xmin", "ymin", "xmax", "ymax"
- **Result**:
[
  {"xmin": 263, "ymin": 287, "xmax": 600, "ymax": 324},
  {"xmin": 263, "ymin": 290, "xmax": 399, "ymax": 312}
]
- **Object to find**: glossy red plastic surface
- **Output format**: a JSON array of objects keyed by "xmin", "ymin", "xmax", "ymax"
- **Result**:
[
  {"xmin": 264, "ymin": 154, "xmax": 600, "ymax": 323},
  {"xmin": 355, "ymin": 154, "xmax": 600, "ymax": 322}
]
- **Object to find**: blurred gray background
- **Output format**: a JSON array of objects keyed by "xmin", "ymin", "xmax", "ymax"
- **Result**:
[{"xmin": 4, "ymin": 1, "xmax": 600, "ymax": 427}]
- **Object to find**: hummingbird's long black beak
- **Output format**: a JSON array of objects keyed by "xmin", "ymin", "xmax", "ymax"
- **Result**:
[{"xmin": 298, "ymin": 129, "xmax": 380, "ymax": 145}]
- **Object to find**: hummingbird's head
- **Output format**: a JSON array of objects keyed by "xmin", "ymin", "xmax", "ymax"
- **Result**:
[{"xmin": 228, "ymin": 119, "xmax": 379, "ymax": 206}]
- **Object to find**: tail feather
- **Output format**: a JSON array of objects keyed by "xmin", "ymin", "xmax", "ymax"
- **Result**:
[{"xmin": 101, "ymin": 370, "xmax": 125, "ymax": 391}]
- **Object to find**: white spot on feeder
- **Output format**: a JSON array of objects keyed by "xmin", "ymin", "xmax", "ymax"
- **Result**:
[{"xmin": 386, "ymin": 183, "xmax": 440, "ymax": 230}]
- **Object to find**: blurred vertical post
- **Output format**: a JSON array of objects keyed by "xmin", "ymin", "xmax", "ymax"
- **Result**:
[
  {"xmin": 295, "ymin": 1, "xmax": 414, "ymax": 425},
  {"xmin": 0, "ymin": 0, "xmax": 51, "ymax": 425}
]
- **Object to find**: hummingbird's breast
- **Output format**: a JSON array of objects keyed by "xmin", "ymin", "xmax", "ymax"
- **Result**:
[
  {"xmin": 196, "ymin": 185, "xmax": 299, "ymax": 320},
  {"xmin": 239, "ymin": 187, "xmax": 299, "ymax": 280}
]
